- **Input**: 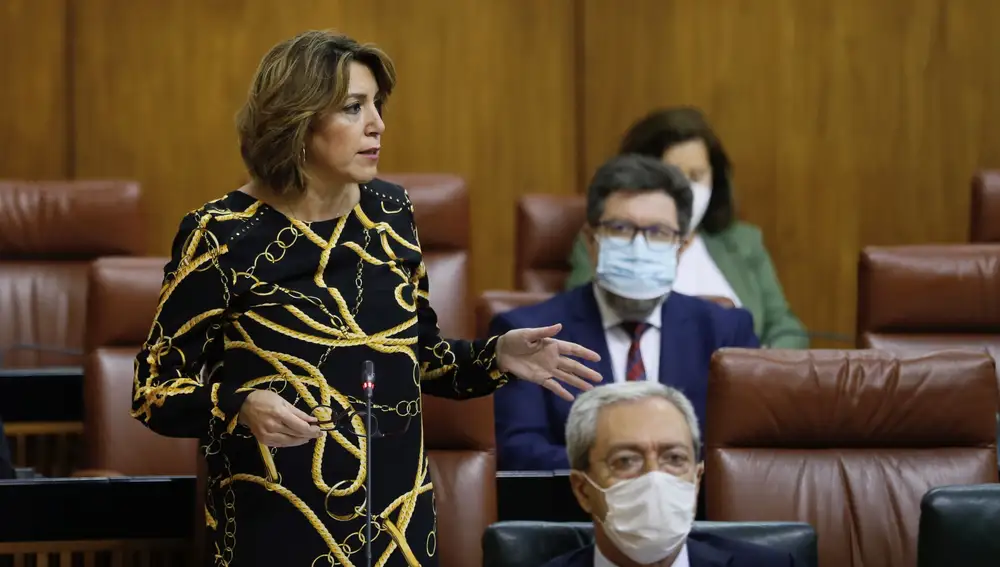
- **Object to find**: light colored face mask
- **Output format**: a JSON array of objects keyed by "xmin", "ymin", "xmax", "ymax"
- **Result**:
[
  {"xmin": 595, "ymin": 235, "xmax": 679, "ymax": 301},
  {"xmin": 586, "ymin": 471, "xmax": 697, "ymax": 564},
  {"xmin": 688, "ymin": 181, "xmax": 712, "ymax": 233}
]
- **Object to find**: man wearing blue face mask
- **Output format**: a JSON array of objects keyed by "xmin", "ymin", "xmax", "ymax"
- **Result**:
[
  {"xmin": 491, "ymin": 154, "xmax": 759, "ymax": 472},
  {"xmin": 542, "ymin": 381, "xmax": 797, "ymax": 567}
]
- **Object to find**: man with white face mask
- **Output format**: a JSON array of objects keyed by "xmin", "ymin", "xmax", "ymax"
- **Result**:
[
  {"xmin": 491, "ymin": 155, "xmax": 759, "ymax": 472},
  {"xmin": 542, "ymin": 381, "xmax": 797, "ymax": 567}
]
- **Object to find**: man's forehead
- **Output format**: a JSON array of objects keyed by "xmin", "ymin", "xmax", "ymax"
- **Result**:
[
  {"xmin": 602, "ymin": 191, "xmax": 678, "ymax": 220},
  {"xmin": 593, "ymin": 397, "xmax": 693, "ymax": 449}
]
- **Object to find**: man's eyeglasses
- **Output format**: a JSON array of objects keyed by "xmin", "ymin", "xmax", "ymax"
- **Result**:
[
  {"xmin": 311, "ymin": 404, "xmax": 412, "ymax": 439},
  {"xmin": 602, "ymin": 448, "xmax": 695, "ymax": 480},
  {"xmin": 595, "ymin": 220, "xmax": 684, "ymax": 244}
]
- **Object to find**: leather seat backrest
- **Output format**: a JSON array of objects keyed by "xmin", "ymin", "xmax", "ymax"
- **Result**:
[
  {"xmin": 917, "ymin": 483, "xmax": 1000, "ymax": 567},
  {"xmin": 0, "ymin": 181, "xmax": 142, "ymax": 368},
  {"xmin": 970, "ymin": 170, "xmax": 1000, "ymax": 242},
  {"xmin": 381, "ymin": 174, "xmax": 471, "ymax": 338},
  {"xmin": 84, "ymin": 256, "xmax": 197, "ymax": 475},
  {"xmin": 422, "ymin": 395, "xmax": 497, "ymax": 567},
  {"xmin": 475, "ymin": 290, "xmax": 554, "ymax": 337},
  {"xmin": 371, "ymin": 177, "xmax": 492, "ymax": 567},
  {"xmin": 856, "ymin": 245, "xmax": 1000, "ymax": 387},
  {"xmin": 516, "ymin": 194, "xmax": 586, "ymax": 292},
  {"xmin": 706, "ymin": 348, "xmax": 999, "ymax": 567},
  {"xmin": 481, "ymin": 520, "xmax": 819, "ymax": 567}
]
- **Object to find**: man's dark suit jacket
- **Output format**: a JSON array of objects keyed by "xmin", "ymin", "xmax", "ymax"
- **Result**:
[
  {"xmin": 0, "ymin": 414, "xmax": 15, "ymax": 479},
  {"xmin": 489, "ymin": 284, "xmax": 760, "ymax": 471},
  {"xmin": 540, "ymin": 532, "xmax": 798, "ymax": 567}
]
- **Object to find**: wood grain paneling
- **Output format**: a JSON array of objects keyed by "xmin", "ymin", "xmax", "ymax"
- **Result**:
[
  {"xmin": 0, "ymin": 0, "xmax": 69, "ymax": 179},
  {"xmin": 3, "ymin": 0, "xmax": 1000, "ymax": 345},
  {"xmin": 581, "ymin": 0, "xmax": 1000, "ymax": 343},
  {"xmin": 72, "ymin": 0, "xmax": 577, "ymax": 296}
]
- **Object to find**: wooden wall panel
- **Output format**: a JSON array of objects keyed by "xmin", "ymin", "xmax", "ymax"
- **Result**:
[
  {"xmin": 72, "ymin": 0, "xmax": 577, "ymax": 295},
  {"xmin": 0, "ymin": 0, "xmax": 69, "ymax": 179},
  {"xmin": 581, "ymin": 0, "xmax": 1000, "ymax": 344},
  {"xmin": 3, "ymin": 0, "xmax": 1000, "ymax": 345}
]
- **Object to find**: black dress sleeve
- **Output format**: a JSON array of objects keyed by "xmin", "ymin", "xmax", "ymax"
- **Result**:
[
  {"xmin": 131, "ymin": 212, "xmax": 251, "ymax": 438},
  {"xmin": 404, "ymin": 206, "xmax": 511, "ymax": 400}
]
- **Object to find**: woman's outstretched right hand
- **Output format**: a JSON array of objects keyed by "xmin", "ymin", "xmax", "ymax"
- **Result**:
[{"xmin": 239, "ymin": 390, "xmax": 323, "ymax": 447}]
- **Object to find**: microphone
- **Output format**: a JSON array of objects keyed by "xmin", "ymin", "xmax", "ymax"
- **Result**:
[
  {"xmin": 361, "ymin": 359, "xmax": 375, "ymax": 567},
  {"xmin": 362, "ymin": 360, "xmax": 375, "ymax": 399}
]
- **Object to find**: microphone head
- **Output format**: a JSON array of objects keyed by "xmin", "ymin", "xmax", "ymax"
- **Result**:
[{"xmin": 363, "ymin": 360, "xmax": 375, "ymax": 383}]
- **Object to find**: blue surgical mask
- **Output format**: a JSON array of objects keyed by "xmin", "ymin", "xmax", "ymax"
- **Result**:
[{"xmin": 595, "ymin": 235, "xmax": 678, "ymax": 300}]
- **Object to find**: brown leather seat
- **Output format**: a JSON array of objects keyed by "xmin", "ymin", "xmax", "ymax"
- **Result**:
[
  {"xmin": 856, "ymin": 245, "xmax": 1000, "ymax": 379},
  {"xmin": 382, "ymin": 173, "xmax": 472, "ymax": 338},
  {"xmin": 83, "ymin": 256, "xmax": 198, "ymax": 476},
  {"xmin": 0, "ymin": 180, "xmax": 143, "ymax": 368},
  {"xmin": 384, "ymin": 175, "xmax": 498, "ymax": 566},
  {"xmin": 475, "ymin": 290, "xmax": 555, "ymax": 337},
  {"xmin": 705, "ymin": 348, "xmax": 999, "ymax": 567},
  {"xmin": 970, "ymin": 170, "xmax": 1000, "ymax": 242},
  {"xmin": 515, "ymin": 194, "xmax": 586, "ymax": 292},
  {"xmin": 424, "ymin": 395, "xmax": 496, "ymax": 567}
]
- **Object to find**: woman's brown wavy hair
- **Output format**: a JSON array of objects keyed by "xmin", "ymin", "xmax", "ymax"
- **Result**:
[{"xmin": 236, "ymin": 30, "xmax": 396, "ymax": 193}]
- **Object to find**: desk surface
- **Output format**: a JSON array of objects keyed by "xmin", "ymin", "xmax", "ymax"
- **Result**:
[
  {"xmin": 0, "ymin": 475, "xmax": 196, "ymax": 542},
  {"xmin": 0, "ymin": 473, "xmax": 577, "ymax": 541},
  {"xmin": 0, "ymin": 366, "xmax": 84, "ymax": 378},
  {"xmin": 496, "ymin": 470, "xmax": 589, "ymax": 523},
  {"xmin": 0, "ymin": 366, "xmax": 83, "ymax": 421}
]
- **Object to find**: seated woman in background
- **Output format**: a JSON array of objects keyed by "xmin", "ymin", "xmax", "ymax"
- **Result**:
[{"xmin": 565, "ymin": 107, "xmax": 808, "ymax": 348}]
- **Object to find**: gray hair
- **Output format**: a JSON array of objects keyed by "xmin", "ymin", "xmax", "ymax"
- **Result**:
[
  {"xmin": 566, "ymin": 381, "xmax": 702, "ymax": 471},
  {"xmin": 585, "ymin": 153, "xmax": 693, "ymax": 235}
]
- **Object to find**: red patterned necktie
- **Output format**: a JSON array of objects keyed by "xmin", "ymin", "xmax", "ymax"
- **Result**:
[{"xmin": 621, "ymin": 322, "xmax": 650, "ymax": 382}]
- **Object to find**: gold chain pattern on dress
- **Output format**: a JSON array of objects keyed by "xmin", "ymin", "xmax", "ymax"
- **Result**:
[{"xmin": 131, "ymin": 185, "xmax": 511, "ymax": 567}]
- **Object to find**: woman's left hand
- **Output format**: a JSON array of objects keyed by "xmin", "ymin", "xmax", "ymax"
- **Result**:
[{"xmin": 496, "ymin": 324, "xmax": 603, "ymax": 401}]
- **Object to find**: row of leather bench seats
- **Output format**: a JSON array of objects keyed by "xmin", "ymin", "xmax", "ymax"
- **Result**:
[
  {"xmin": 2, "ymin": 174, "xmax": 1000, "ymax": 567},
  {"xmin": 3, "ymin": 170, "xmax": 1000, "ymax": 367},
  {"xmin": 484, "ymin": 481, "xmax": 1000, "ymax": 567},
  {"xmin": 5, "ymin": 486, "xmax": 998, "ymax": 567},
  {"xmin": 10, "ymin": 345, "xmax": 1000, "ymax": 567},
  {"xmin": 0, "ymin": 175, "xmax": 475, "ymax": 366}
]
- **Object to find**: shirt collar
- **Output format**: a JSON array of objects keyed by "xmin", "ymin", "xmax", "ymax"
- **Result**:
[{"xmin": 591, "ymin": 283, "xmax": 664, "ymax": 331}]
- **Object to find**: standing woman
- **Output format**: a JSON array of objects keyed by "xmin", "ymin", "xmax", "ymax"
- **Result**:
[
  {"xmin": 565, "ymin": 107, "xmax": 808, "ymax": 348},
  {"xmin": 131, "ymin": 30, "xmax": 601, "ymax": 567}
]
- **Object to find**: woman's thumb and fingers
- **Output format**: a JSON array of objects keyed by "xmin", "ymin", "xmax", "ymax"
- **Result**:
[{"xmin": 242, "ymin": 390, "xmax": 322, "ymax": 446}]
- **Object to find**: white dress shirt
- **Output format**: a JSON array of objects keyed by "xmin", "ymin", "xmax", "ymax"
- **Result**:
[
  {"xmin": 594, "ymin": 542, "xmax": 690, "ymax": 567},
  {"xmin": 673, "ymin": 234, "xmax": 741, "ymax": 307},
  {"xmin": 592, "ymin": 284, "xmax": 663, "ymax": 383}
]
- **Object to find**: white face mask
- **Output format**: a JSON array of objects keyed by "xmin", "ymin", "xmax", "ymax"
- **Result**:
[
  {"xmin": 688, "ymin": 181, "xmax": 712, "ymax": 233},
  {"xmin": 587, "ymin": 471, "xmax": 697, "ymax": 564}
]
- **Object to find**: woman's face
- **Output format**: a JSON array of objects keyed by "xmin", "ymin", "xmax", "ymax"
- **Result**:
[
  {"xmin": 661, "ymin": 139, "xmax": 712, "ymax": 187},
  {"xmin": 305, "ymin": 61, "xmax": 385, "ymax": 187}
]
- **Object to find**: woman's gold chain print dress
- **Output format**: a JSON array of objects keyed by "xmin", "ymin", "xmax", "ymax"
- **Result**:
[{"xmin": 131, "ymin": 180, "xmax": 509, "ymax": 567}]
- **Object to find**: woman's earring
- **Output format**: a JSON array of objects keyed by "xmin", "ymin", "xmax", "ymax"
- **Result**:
[{"xmin": 300, "ymin": 147, "xmax": 307, "ymax": 164}]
